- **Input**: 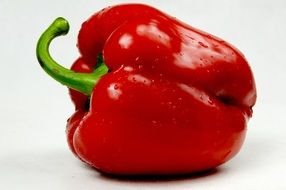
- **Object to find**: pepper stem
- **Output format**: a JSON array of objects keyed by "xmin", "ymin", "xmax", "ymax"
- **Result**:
[{"xmin": 36, "ymin": 17, "xmax": 108, "ymax": 96}]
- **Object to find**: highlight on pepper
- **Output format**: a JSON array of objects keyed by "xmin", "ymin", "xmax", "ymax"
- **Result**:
[{"xmin": 36, "ymin": 4, "xmax": 257, "ymax": 175}]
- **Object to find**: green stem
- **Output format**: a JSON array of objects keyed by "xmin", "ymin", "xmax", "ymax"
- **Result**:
[{"xmin": 36, "ymin": 17, "xmax": 108, "ymax": 96}]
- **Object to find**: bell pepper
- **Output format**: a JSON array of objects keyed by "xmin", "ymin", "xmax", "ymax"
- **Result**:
[{"xmin": 36, "ymin": 4, "xmax": 256, "ymax": 175}]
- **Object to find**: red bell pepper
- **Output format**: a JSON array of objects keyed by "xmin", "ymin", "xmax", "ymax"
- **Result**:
[{"xmin": 37, "ymin": 4, "xmax": 256, "ymax": 175}]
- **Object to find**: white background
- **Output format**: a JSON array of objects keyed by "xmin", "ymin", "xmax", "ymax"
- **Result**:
[{"xmin": 1, "ymin": 0, "xmax": 286, "ymax": 189}]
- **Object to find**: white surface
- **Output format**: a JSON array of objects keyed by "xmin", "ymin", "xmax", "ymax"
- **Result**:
[{"xmin": 1, "ymin": 0, "xmax": 286, "ymax": 189}]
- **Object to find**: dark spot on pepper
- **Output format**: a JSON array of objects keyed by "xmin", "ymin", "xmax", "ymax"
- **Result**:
[{"xmin": 84, "ymin": 98, "xmax": 90, "ymax": 111}]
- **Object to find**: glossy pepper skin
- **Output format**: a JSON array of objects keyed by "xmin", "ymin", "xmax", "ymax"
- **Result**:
[{"xmin": 37, "ymin": 4, "xmax": 256, "ymax": 175}]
